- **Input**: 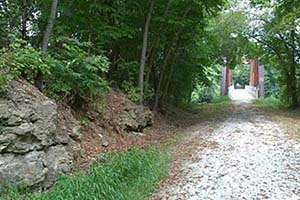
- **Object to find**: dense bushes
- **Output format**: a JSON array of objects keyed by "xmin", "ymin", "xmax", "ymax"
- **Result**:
[
  {"xmin": 45, "ymin": 38, "xmax": 109, "ymax": 105},
  {"xmin": 0, "ymin": 38, "xmax": 109, "ymax": 108},
  {"xmin": 232, "ymin": 64, "xmax": 250, "ymax": 88},
  {"xmin": 263, "ymin": 64, "xmax": 280, "ymax": 98},
  {"xmin": 0, "ymin": 39, "xmax": 51, "ymax": 94},
  {"xmin": 254, "ymin": 97, "xmax": 286, "ymax": 109},
  {"xmin": 0, "ymin": 41, "xmax": 51, "ymax": 81}
]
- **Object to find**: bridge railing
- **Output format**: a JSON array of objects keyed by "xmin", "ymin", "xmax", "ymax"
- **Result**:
[
  {"xmin": 245, "ymin": 85, "xmax": 258, "ymax": 98},
  {"xmin": 228, "ymin": 85, "xmax": 235, "ymax": 99}
]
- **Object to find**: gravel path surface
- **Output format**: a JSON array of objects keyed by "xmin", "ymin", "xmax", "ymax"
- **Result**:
[{"xmin": 152, "ymin": 105, "xmax": 300, "ymax": 200}]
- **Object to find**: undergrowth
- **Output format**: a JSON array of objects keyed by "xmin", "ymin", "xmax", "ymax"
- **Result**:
[
  {"xmin": 1, "ymin": 147, "xmax": 168, "ymax": 200},
  {"xmin": 211, "ymin": 96, "xmax": 231, "ymax": 104},
  {"xmin": 254, "ymin": 97, "xmax": 286, "ymax": 109},
  {"xmin": 198, "ymin": 96, "xmax": 231, "ymax": 115}
]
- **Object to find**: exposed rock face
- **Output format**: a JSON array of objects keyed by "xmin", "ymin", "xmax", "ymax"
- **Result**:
[
  {"xmin": 0, "ymin": 79, "xmax": 81, "ymax": 189},
  {"xmin": 102, "ymin": 91, "xmax": 154, "ymax": 133}
]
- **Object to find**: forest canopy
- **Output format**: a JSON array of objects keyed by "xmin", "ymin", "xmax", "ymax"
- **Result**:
[{"xmin": 0, "ymin": 0, "xmax": 299, "ymax": 109}]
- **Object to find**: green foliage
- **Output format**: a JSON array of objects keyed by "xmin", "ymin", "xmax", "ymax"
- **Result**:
[
  {"xmin": 80, "ymin": 117, "xmax": 90, "ymax": 127},
  {"xmin": 45, "ymin": 38, "xmax": 109, "ymax": 105},
  {"xmin": 192, "ymin": 65, "xmax": 221, "ymax": 104},
  {"xmin": 192, "ymin": 87, "xmax": 214, "ymax": 103},
  {"xmin": 212, "ymin": 96, "xmax": 231, "ymax": 104},
  {"xmin": 0, "ymin": 0, "xmax": 228, "ymax": 109},
  {"xmin": 0, "ymin": 39, "xmax": 51, "ymax": 82},
  {"xmin": 121, "ymin": 82, "xmax": 139, "ymax": 103},
  {"xmin": 112, "ymin": 61, "xmax": 139, "ymax": 88},
  {"xmin": 208, "ymin": 11, "xmax": 252, "ymax": 67},
  {"xmin": 263, "ymin": 64, "xmax": 280, "ymax": 98},
  {"xmin": 0, "ymin": 37, "xmax": 109, "ymax": 107},
  {"xmin": 254, "ymin": 97, "xmax": 286, "ymax": 109},
  {"xmin": 232, "ymin": 64, "xmax": 250, "ymax": 88},
  {"xmin": 250, "ymin": 0, "xmax": 300, "ymax": 107},
  {"xmin": 196, "ymin": 96, "xmax": 231, "ymax": 117},
  {"xmin": 0, "ymin": 38, "xmax": 53, "ymax": 95},
  {"xmin": 2, "ymin": 147, "xmax": 168, "ymax": 200}
]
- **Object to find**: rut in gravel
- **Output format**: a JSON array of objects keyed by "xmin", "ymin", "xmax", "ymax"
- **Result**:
[{"xmin": 152, "ymin": 104, "xmax": 300, "ymax": 200}]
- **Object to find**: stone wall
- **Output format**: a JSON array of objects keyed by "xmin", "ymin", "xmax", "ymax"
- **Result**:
[{"xmin": 0, "ymin": 79, "xmax": 81, "ymax": 190}]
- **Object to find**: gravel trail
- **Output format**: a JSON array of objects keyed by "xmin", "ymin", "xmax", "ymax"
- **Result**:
[{"xmin": 152, "ymin": 105, "xmax": 300, "ymax": 200}]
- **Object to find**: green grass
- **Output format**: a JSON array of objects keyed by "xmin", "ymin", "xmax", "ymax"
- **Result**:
[
  {"xmin": 162, "ymin": 133, "xmax": 184, "ymax": 150},
  {"xmin": 1, "ymin": 147, "xmax": 169, "ymax": 200},
  {"xmin": 254, "ymin": 97, "xmax": 286, "ymax": 109},
  {"xmin": 197, "ymin": 96, "xmax": 231, "ymax": 115},
  {"xmin": 184, "ymin": 96, "xmax": 230, "ymax": 111},
  {"xmin": 211, "ymin": 96, "xmax": 231, "ymax": 104}
]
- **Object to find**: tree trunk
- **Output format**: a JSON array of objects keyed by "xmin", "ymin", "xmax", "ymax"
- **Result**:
[
  {"xmin": 188, "ymin": 81, "xmax": 194, "ymax": 103},
  {"xmin": 289, "ymin": 27, "xmax": 298, "ymax": 108},
  {"xmin": 144, "ymin": 53, "xmax": 155, "ymax": 94},
  {"xmin": 161, "ymin": 39, "xmax": 184, "ymax": 104},
  {"xmin": 138, "ymin": 0, "xmax": 155, "ymax": 106},
  {"xmin": 35, "ymin": 0, "xmax": 58, "ymax": 91},
  {"xmin": 21, "ymin": 0, "xmax": 28, "ymax": 41},
  {"xmin": 153, "ymin": 43, "xmax": 174, "ymax": 112},
  {"xmin": 143, "ymin": 0, "xmax": 172, "ymax": 106},
  {"xmin": 153, "ymin": 32, "xmax": 187, "ymax": 112},
  {"xmin": 161, "ymin": 62, "xmax": 174, "ymax": 103}
]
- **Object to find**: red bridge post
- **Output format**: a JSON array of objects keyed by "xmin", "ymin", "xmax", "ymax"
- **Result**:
[
  {"xmin": 226, "ymin": 67, "xmax": 232, "ymax": 89},
  {"xmin": 249, "ymin": 58, "xmax": 264, "ymax": 98},
  {"xmin": 250, "ymin": 58, "xmax": 259, "ymax": 87},
  {"xmin": 221, "ymin": 66, "xmax": 231, "ymax": 96}
]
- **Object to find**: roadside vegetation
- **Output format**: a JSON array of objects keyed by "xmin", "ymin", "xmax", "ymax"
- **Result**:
[
  {"xmin": 1, "ymin": 147, "xmax": 168, "ymax": 200},
  {"xmin": 254, "ymin": 97, "xmax": 287, "ymax": 109}
]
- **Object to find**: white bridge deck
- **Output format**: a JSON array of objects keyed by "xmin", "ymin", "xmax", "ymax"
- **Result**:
[{"xmin": 228, "ymin": 87, "xmax": 256, "ymax": 103}]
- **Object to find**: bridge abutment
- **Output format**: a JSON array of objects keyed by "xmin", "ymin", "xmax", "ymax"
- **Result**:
[{"xmin": 220, "ymin": 58, "xmax": 264, "ymax": 98}]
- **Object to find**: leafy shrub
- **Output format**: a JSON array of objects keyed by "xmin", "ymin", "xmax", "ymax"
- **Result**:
[
  {"xmin": 193, "ymin": 87, "xmax": 215, "ymax": 103},
  {"xmin": 0, "ymin": 39, "xmax": 56, "ymax": 97},
  {"xmin": 0, "ymin": 39, "xmax": 52, "ymax": 82},
  {"xmin": 232, "ymin": 64, "xmax": 250, "ymax": 88},
  {"xmin": 0, "ymin": 38, "xmax": 109, "ymax": 109},
  {"xmin": 263, "ymin": 64, "xmax": 280, "ymax": 98},
  {"xmin": 254, "ymin": 97, "xmax": 286, "ymax": 109},
  {"xmin": 2, "ymin": 147, "xmax": 168, "ymax": 200},
  {"xmin": 46, "ymin": 38, "xmax": 109, "ymax": 106},
  {"xmin": 121, "ymin": 81, "xmax": 139, "ymax": 102},
  {"xmin": 111, "ymin": 61, "xmax": 139, "ymax": 87}
]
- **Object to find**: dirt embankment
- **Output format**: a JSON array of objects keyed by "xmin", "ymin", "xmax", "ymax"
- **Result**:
[
  {"xmin": 74, "ymin": 91, "xmax": 177, "ymax": 169},
  {"xmin": 75, "ymin": 92, "xmax": 231, "ymax": 170}
]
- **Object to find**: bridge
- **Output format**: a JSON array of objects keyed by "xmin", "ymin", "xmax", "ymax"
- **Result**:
[{"xmin": 220, "ymin": 58, "xmax": 265, "ymax": 102}]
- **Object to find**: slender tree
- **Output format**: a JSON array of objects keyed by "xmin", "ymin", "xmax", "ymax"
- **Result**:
[
  {"xmin": 138, "ymin": 0, "xmax": 155, "ymax": 106},
  {"xmin": 35, "ymin": 0, "xmax": 58, "ymax": 90}
]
